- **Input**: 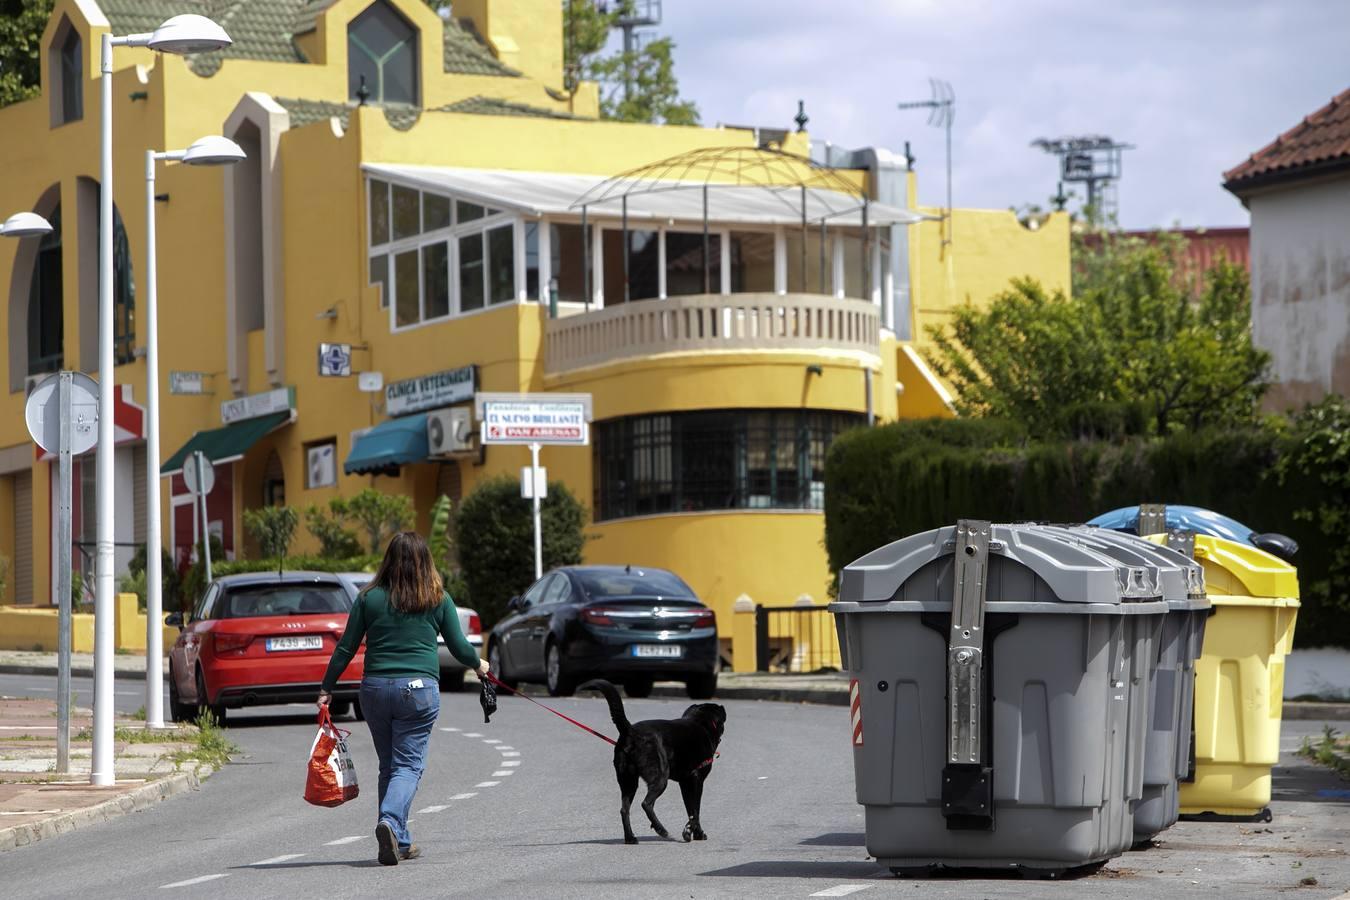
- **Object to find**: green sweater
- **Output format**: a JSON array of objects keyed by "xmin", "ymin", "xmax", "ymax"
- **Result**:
[{"xmin": 321, "ymin": 586, "xmax": 479, "ymax": 692}]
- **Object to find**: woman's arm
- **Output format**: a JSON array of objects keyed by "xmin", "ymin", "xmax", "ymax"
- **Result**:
[
  {"xmin": 320, "ymin": 594, "xmax": 369, "ymax": 694},
  {"xmin": 436, "ymin": 595, "xmax": 485, "ymax": 671}
]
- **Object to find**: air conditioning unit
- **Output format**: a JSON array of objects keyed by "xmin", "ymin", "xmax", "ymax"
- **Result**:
[{"xmin": 427, "ymin": 407, "xmax": 473, "ymax": 456}]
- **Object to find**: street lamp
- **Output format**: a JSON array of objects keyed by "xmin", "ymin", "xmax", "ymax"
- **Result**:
[
  {"xmin": 143, "ymin": 136, "xmax": 245, "ymax": 731},
  {"xmin": 0, "ymin": 212, "xmax": 54, "ymax": 238},
  {"xmin": 95, "ymin": 13, "xmax": 231, "ymax": 785}
]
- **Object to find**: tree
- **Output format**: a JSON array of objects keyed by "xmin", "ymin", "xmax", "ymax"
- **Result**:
[
  {"xmin": 563, "ymin": 0, "xmax": 699, "ymax": 125},
  {"xmin": 332, "ymin": 488, "xmax": 413, "ymax": 555},
  {"xmin": 926, "ymin": 233, "xmax": 1269, "ymax": 437},
  {"xmin": 454, "ymin": 476, "xmax": 587, "ymax": 626},
  {"xmin": 243, "ymin": 506, "xmax": 299, "ymax": 573},
  {"xmin": 0, "ymin": 0, "xmax": 52, "ymax": 109},
  {"xmin": 304, "ymin": 502, "xmax": 363, "ymax": 559}
]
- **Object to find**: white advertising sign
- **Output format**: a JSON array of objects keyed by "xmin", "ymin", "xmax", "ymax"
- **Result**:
[
  {"xmin": 385, "ymin": 366, "xmax": 477, "ymax": 417},
  {"xmin": 169, "ymin": 371, "xmax": 208, "ymax": 395},
  {"xmin": 476, "ymin": 393, "xmax": 593, "ymax": 446},
  {"xmin": 221, "ymin": 386, "xmax": 295, "ymax": 425}
]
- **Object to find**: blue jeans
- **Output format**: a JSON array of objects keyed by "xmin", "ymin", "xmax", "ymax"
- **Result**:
[{"xmin": 359, "ymin": 675, "xmax": 440, "ymax": 849}]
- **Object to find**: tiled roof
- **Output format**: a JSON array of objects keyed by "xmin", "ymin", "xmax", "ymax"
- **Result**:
[
  {"xmin": 443, "ymin": 17, "xmax": 519, "ymax": 77},
  {"xmin": 436, "ymin": 96, "xmax": 577, "ymax": 119},
  {"xmin": 275, "ymin": 98, "xmax": 421, "ymax": 132},
  {"xmin": 95, "ymin": 1, "xmax": 520, "ymax": 78},
  {"xmin": 1225, "ymin": 88, "xmax": 1350, "ymax": 191}
]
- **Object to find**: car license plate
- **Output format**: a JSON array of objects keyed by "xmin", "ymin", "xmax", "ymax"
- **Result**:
[
  {"xmin": 632, "ymin": 644, "xmax": 682, "ymax": 658},
  {"xmin": 265, "ymin": 636, "xmax": 323, "ymax": 652}
]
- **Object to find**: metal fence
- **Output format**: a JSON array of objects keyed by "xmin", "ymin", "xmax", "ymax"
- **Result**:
[{"xmin": 754, "ymin": 605, "xmax": 842, "ymax": 673}]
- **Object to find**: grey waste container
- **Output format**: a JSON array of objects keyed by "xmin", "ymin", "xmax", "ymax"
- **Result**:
[
  {"xmin": 828, "ymin": 521, "xmax": 1169, "ymax": 877},
  {"xmin": 1058, "ymin": 527, "xmax": 1210, "ymax": 842}
]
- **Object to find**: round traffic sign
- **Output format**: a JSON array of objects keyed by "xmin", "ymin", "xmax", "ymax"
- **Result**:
[
  {"xmin": 24, "ymin": 373, "xmax": 99, "ymax": 455},
  {"xmin": 183, "ymin": 452, "xmax": 215, "ymax": 496}
]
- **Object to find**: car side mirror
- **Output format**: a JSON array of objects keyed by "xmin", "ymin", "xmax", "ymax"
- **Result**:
[
  {"xmin": 164, "ymin": 611, "xmax": 184, "ymax": 629},
  {"xmin": 507, "ymin": 596, "xmax": 523, "ymax": 612}
]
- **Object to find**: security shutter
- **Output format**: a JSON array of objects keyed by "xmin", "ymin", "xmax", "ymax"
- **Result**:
[
  {"xmin": 132, "ymin": 445, "xmax": 147, "ymax": 543},
  {"xmin": 14, "ymin": 472, "xmax": 32, "ymax": 606}
]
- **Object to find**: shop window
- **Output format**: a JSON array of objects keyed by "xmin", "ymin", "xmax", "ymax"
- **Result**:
[
  {"xmin": 50, "ymin": 18, "xmax": 83, "ymax": 127},
  {"xmin": 27, "ymin": 205, "xmax": 63, "ymax": 375},
  {"xmin": 348, "ymin": 1, "xmax": 419, "ymax": 106},
  {"xmin": 730, "ymin": 232, "xmax": 775, "ymax": 293},
  {"xmin": 666, "ymin": 231, "xmax": 720, "ymax": 296},
  {"xmin": 601, "ymin": 229, "xmax": 659, "ymax": 304},
  {"xmin": 593, "ymin": 409, "xmax": 863, "ymax": 521},
  {"xmin": 550, "ymin": 224, "xmax": 588, "ymax": 303},
  {"xmin": 305, "ymin": 440, "xmax": 338, "ymax": 490}
]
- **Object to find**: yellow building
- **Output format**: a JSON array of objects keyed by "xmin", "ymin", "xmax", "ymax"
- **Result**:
[{"xmin": 0, "ymin": 0, "xmax": 1069, "ymax": 664}]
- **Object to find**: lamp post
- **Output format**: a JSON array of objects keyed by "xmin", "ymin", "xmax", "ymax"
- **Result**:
[
  {"xmin": 95, "ymin": 14, "xmax": 231, "ymax": 785},
  {"xmin": 0, "ymin": 212, "xmax": 54, "ymax": 238},
  {"xmin": 143, "ymin": 136, "xmax": 245, "ymax": 731}
]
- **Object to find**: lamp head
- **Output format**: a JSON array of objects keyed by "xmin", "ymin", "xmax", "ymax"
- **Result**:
[
  {"xmin": 147, "ymin": 15, "xmax": 232, "ymax": 55},
  {"xmin": 0, "ymin": 212, "xmax": 53, "ymax": 238},
  {"xmin": 182, "ymin": 135, "xmax": 246, "ymax": 166}
]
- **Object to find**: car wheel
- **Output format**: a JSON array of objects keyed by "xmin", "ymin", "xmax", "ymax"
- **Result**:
[
  {"xmin": 624, "ymin": 677, "xmax": 654, "ymax": 699},
  {"xmin": 195, "ymin": 667, "xmax": 226, "ymax": 725},
  {"xmin": 489, "ymin": 643, "xmax": 517, "ymax": 690},
  {"xmin": 329, "ymin": 700, "xmax": 352, "ymax": 718},
  {"xmin": 440, "ymin": 668, "xmax": 466, "ymax": 693},
  {"xmin": 686, "ymin": 671, "xmax": 717, "ymax": 700},
  {"xmin": 545, "ymin": 643, "xmax": 575, "ymax": 697},
  {"xmin": 168, "ymin": 666, "xmax": 191, "ymax": 723}
]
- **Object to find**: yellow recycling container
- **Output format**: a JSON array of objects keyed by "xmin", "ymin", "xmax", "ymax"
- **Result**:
[{"xmin": 1148, "ymin": 533, "xmax": 1300, "ymax": 820}]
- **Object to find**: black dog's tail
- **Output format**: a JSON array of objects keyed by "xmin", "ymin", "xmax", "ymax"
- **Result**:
[{"xmin": 580, "ymin": 679, "xmax": 630, "ymax": 738}]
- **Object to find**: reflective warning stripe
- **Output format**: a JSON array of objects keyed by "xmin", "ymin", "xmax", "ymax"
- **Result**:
[{"xmin": 849, "ymin": 678, "xmax": 863, "ymax": 746}]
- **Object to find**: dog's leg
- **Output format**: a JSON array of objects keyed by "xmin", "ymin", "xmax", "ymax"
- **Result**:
[
  {"xmin": 619, "ymin": 769, "xmax": 640, "ymax": 845},
  {"xmin": 640, "ymin": 773, "xmax": 671, "ymax": 839},
  {"xmin": 679, "ymin": 777, "xmax": 707, "ymax": 842}
]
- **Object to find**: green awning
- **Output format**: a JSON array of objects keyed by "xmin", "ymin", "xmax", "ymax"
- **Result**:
[
  {"xmin": 161, "ymin": 411, "xmax": 292, "ymax": 475},
  {"xmin": 345, "ymin": 414, "xmax": 429, "ymax": 475}
]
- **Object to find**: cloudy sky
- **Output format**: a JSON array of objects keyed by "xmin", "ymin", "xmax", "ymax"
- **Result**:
[{"xmin": 640, "ymin": 0, "xmax": 1350, "ymax": 229}]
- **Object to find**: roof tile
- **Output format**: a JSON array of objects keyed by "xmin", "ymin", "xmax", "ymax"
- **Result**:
[{"xmin": 1225, "ymin": 88, "xmax": 1350, "ymax": 189}]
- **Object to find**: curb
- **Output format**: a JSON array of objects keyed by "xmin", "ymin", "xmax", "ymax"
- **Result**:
[
  {"xmin": 0, "ymin": 664, "xmax": 150, "ymax": 681},
  {"xmin": 0, "ymin": 770, "xmax": 201, "ymax": 853},
  {"xmin": 651, "ymin": 684, "xmax": 849, "ymax": 706},
  {"xmin": 1285, "ymin": 702, "xmax": 1350, "ymax": 721}
]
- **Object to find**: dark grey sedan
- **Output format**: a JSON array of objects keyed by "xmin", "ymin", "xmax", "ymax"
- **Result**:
[{"xmin": 487, "ymin": 566, "xmax": 719, "ymax": 699}]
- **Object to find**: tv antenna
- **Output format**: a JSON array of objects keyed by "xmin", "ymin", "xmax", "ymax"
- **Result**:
[
  {"xmin": 897, "ymin": 79, "xmax": 955, "ymax": 248},
  {"xmin": 1031, "ymin": 135, "xmax": 1133, "ymax": 224},
  {"xmin": 612, "ymin": 0, "xmax": 662, "ymax": 106}
]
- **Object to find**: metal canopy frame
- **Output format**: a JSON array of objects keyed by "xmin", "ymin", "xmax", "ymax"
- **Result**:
[{"xmin": 568, "ymin": 147, "xmax": 879, "ymax": 306}]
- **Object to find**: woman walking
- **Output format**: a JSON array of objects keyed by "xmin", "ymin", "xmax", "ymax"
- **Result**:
[{"xmin": 319, "ymin": 531, "xmax": 488, "ymax": 866}]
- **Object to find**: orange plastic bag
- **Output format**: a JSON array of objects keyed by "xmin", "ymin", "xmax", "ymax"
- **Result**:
[{"xmin": 304, "ymin": 708, "xmax": 360, "ymax": 807}]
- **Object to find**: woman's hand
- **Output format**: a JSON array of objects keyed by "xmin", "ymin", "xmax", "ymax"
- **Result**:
[
  {"xmin": 317, "ymin": 690, "xmax": 332, "ymax": 710},
  {"xmin": 476, "ymin": 658, "xmax": 491, "ymax": 678}
]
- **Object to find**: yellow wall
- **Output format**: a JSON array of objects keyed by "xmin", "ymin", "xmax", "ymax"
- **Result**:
[{"xmin": 0, "ymin": 594, "xmax": 174, "ymax": 653}]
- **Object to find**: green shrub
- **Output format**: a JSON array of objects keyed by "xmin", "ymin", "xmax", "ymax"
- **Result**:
[
  {"xmin": 455, "ymin": 476, "xmax": 587, "ymax": 627},
  {"xmin": 304, "ymin": 503, "xmax": 363, "ymax": 558},
  {"xmin": 181, "ymin": 554, "xmax": 380, "ymax": 607},
  {"xmin": 331, "ymin": 489, "xmax": 413, "ymax": 555},
  {"xmin": 243, "ymin": 506, "xmax": 299, "ymax": 571},
  {"xmin": 824, "ymin": 415, "xmax": 1345, "ymax": 647},
  {"xmin": 127, "ymin": 544, "xmax": 185, "ymax": 615}
]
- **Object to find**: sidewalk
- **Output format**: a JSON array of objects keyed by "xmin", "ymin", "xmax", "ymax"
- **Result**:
[
  {"xmin": 4, "ymin": 648, "xmax": 1349, "ymax": 719},
  {"xmin": 0, "ymin": 697, "xmax": 226, "ymax": 851}
]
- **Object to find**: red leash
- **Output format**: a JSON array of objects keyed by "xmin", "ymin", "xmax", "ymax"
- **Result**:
[{"xmin": 482, "ymin": 671, "xmax": 616, "ymax": 746}]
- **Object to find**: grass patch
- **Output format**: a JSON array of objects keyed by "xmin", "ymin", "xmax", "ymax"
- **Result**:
[
  {"xmin": 130, "ymin": 706, "xmax": 146, "ymax": 721},
  {"xmin": 166, "ymin": 711, "xmax": 237, "ymax": 772},
  {"xmin": 1297, "ymin": 726, "xmax": 1350, "ymax": 778}
]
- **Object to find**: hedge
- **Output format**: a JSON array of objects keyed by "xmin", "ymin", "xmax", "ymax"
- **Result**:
[{"xmin": 824, "ymin": 417, "xmax": 1344, "ymax": 648}]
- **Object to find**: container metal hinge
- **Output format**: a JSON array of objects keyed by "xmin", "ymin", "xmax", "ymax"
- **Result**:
[
  {"xmin": 1138, "ymin": 503, "xmax": 1167, "ymax": 537},
  {"xmin": 942, "ymin": 519, "xmax": 994, "ymax": 830}
]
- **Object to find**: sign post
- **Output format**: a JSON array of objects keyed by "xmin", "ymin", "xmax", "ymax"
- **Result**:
[
  {"xmin": 185, "ymin": 451, "xmax": 216, "ymax": 584},
  {"xmin": 476, "ymin": 393, "xmax": 592, "ymax": 582},
  {"xmin": 25, "ymin": 372, "xmax": 98, "ymax": 775}
]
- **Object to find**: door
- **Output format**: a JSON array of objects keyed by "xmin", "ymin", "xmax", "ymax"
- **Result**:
[
  {"xmin": 174, "ymin": 582, "xmax": 219, "ymax": 701},
  {"xmin": 522, "ymin": 574, "xmax": 572, "ymax": 677},
  {"xmin": 500, "ymin": 575, "xmax": 552, "ymax": 675}
]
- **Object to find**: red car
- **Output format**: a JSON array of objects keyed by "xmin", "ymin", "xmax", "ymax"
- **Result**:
[{"xmin": 166, "ymin": 572, "xmax": 364, "ymax": 724}]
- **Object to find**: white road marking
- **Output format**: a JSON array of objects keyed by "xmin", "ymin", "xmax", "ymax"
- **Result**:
[
  {"xmin": 249, "ymin": 854, "xmax": 304, "ymax": 867},
  {"xmin": 417, "ymin": 805, "xmax": 448, "ymax": 814},
  {"xmin": 482, "ymin": 739, "xmax": 501, "ymax": 744},
  {"xmin": 491, "ymin": 770, "xmax": 513, "ymax": 777},
  {"xmin": 0, "ymin": 725, "xmax": 56, "ymax": 730},
  {"xmin": 441, "ymin": 727, "xmax": 461, "ymax": 732},
  {"xmin": 810, "ymin": 886, "xmax": 871, "ymax": 897},
  {"xmin": 450, "ymin": 792, "xmax": 477, "ymax": 800},
  {"xmin": 500, "ymin": 761, "xmax": 521, "ymax": 767},
  {"xmin": 324, "ymin": 835, "xmax": 365, "ymax": 845},
  {"xmin": 463, "ymin": 732, "xmax": 483, "ymax": 737},
  {"xmin": 475, "ymin": 781, "xmax": 500, "ymax": 788},
  {"xmin": 496, "ymin": 746, "xmax": 514, "ymax": 751},
  {"xmin": 500, "ymin": 751, "xmax": 520, "ymax": 757},
  {"xmin": 160, "ymin": 874, "xmax": 229, "ymax": 889}
]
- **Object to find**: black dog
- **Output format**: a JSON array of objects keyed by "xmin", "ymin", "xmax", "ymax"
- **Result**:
[{"xmin": 581, "ymin": 679, "xmax": 726, "ymax": 845}]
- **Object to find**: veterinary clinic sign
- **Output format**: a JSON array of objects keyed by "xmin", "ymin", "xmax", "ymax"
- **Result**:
[
  {"xmin": 385, "ymin": 365, "xmax": 477, "ymax": 417},
  {"xmin": 475, "ymin": 392, "xmax": 592, "ymax": 446}
]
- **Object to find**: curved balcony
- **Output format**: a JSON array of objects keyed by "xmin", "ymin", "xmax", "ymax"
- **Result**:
[{"xmin": 544, "ymin": 293, "xmax": 880, "ymax": 374}]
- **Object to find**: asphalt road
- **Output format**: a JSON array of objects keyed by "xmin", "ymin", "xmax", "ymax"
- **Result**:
[{"xmin": 0, "ymin": 672, "xmax": 1347, "ymax": 899}]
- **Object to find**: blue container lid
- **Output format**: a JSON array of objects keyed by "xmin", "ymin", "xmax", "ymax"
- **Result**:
[{"xmin": 1087, "ymin": 504, "xmax": 1255, "ymax": 544}]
